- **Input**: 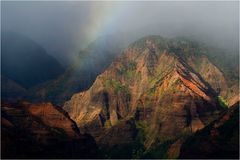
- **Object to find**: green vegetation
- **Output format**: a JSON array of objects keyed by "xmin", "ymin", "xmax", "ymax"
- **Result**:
[
  {"xmin": 135, "ymin": 120, "xmax": 149, "ymax": 144},
  {"xmin": 119, "ymin": 60, "xmax": 138, "ymax": 80},
  {"xmin": 104, "ymin": 119, "xmax": 112, "ymax": 128},
  {"xmin": 106, "ymin": 121, "xmax": 148, "ymax": 159},
  {"xmin": 104, "ymin": 79, "xmax": 131, "ymax": 97},
  {"xmin": 129, "ymin": 35, "xmax": 169, "ymax": 53},
  {"xmin": 130, "ymin": 38, "xmax": 147, "ymax": 52},
  {"xmin": 128, "ymin": 61, "xmax": 137, "ymax": 70},
  {"xmin": 104, "ymin": 78, "xmax": 112, "ymax": 88},
  {"xmin": 148, "ymin": 87, "xmax": 156, "ymax": 97},
  {"xmin": 101, "ymin": 119, "xmax": 186, "ymax": 159},
  {"xmin": 142, "ymin": 140, "xmax": 175, "ymax": 159},
  {"xmin": 100, "ymin": 120, "xmax": 148, "ymax": 159},
  {"xmin": 144, "ymin": 87, "xmax": 157, "ymax": 108},
  {"xmin": 144, "ymin": 97, "xmax": 153, "ymax": 108},
  {"xmin": 218, "ymin": 96, "xmax": 229, "ymax": 108},
  {"xmin": 175, "ymin": 78, "xmax": 182, "ymax": 85},
  {"xmin": 116, "ymin": 60, "xmax": 142, "ymax": 84},
  {"xmin": 101, "ymin": 120, "xmax": 150, "ymax": 159},
  {"xmin": 154, "ymin": 82, "xmax": 180, "ymax": 101}
]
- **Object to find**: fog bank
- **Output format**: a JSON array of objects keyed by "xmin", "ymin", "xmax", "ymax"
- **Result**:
[{"xmin": 2, "ymin": 1, "xmax": 239, "ymax": 66}]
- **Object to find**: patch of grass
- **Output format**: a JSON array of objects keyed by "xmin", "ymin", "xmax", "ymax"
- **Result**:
[
  {"xmin": 119, "ymin": 60, "xmax": 138, "ymax": 80},
  {"xmin": 104, "ymin": 79, "xmax": 112, "ymax": 88},
  {"xmin": 218, "ymin": 96, "xmax": 229, "ymax": 108},
  {"xmin": 101, "ymin": 120, "xmax": 148, "ymax": 158},
  {"xmin": 104, "ymin": 119, "xmax": 112, "ymax": 128},
  {"xmin": 175, "ymin": 78, "xmax": 182, "ymax": 85},
  {"xmin": 104, "ymin": 79, "xmax": 131, "ymax": 97},
  {"xmin": 128, "ymin": 61, "xmax": 137, "ymax": 70},
  {"xmin": 148, "ymin": 87, "xmax": 156, "ymax": 97},
  {"xmin": 143, "ymin": 97, "xmax": 153, "ymax": 109},
  {"xmin": 135, "ymin": 120, "xmax": 149, "ymax": 144}
]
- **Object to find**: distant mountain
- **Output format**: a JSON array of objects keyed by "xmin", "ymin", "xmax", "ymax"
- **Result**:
[
  {"xmin": 63, "ymin": 35, "xmax": 237, "ymax": 158},
  {"xmin": 1, "ymin": 32, "xmax": 64, "ymax": 89},
  {"xmin": 30, "ymin": 35, "xmax": 125, "ymax": 105},
  {"xmin": 1, "ymin": 75, "xmax": 27, "ymax": 101}
]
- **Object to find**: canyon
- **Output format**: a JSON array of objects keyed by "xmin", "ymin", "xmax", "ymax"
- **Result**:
[{"xmin": 1, "ymin": 35, "xmax": 239, "ymax": 158}]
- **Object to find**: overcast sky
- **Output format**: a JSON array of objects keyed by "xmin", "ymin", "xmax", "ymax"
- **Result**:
[{"xmin": 1, "ymin": 1, "xmax": 239, "ymax": 66}]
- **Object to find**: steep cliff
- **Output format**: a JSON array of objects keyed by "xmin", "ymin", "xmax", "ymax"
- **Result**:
[
  {"xmin": 179, "ymin": 101, "xmax": 239, "ymax": 159},
  {"xmin": 64, "ymin": 36, "xmax": 225, "ymax": 153},
  {"xmin": 1, "ymin": 101, "xmax": 98, "ymax": 158}
]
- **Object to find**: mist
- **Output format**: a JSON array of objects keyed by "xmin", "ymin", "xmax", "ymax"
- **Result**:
[{"xmin": 1, "ymin": 1, "xmax": 239, "ymax": 66}]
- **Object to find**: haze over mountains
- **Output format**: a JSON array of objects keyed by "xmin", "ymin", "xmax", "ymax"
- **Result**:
[
  {"xmin": 2, "ymin": 1, "xmax": 238, "ymax": 66},
  {"xmin": 1, "ymin": 1, "xmax": 239, "ymax": 159},
  {"xmin": 29, "ymin": 35, "xmax": 126, "ymax": 105},
  {"xmin": 1, "ymin": 32, "xmax": 65, "ymax": 101},
  {"xmin": 1, "ymin": 32, "xmax": 64, "ymax": 88}
]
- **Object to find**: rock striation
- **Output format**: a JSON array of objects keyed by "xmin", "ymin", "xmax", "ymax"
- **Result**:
[
  {"xmin": 1, "ymin": 101, "xmax": 98, "ymax": 158},
  {"xmin": 64, "ymin": 36, "xmax": 225, "ymax": 149}
]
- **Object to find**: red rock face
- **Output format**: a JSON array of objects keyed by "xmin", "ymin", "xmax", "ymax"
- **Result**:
[
  {"xmin": 1, "ymin": 101, "xmax": 98, "ymax": 158},
  {"xmin": 25, "ymin": 102, "xmax": 80, "ymax": 138},
  {"xmin": 64, "ymin": 36, "xmax": 224, "ymax": 148},
  {"xmin": 187, "ymin": 55, "xmax": 239, "ymax": 103}
]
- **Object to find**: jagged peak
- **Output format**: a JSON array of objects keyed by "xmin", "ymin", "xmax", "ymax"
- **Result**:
[{"xmin": 125, "ymin": 35, "xmax": 206, "ymax": 61}]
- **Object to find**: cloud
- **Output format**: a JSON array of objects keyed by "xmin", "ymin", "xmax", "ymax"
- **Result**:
[{"xmin": 1, "ymin": 1, "xmax": 238, "ymax": 66}]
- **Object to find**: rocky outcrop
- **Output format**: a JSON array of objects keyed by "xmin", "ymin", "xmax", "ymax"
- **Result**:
[
  {"xmin": 64, "ymin": 36, "xmax": 224, "ymax": 149},
  {"xmin": 97, "ymin": 119, "xmax": 138, "ymax": 146},
  {"xmin": 227, "ymin": 83, "xmax": 240, "ymax": 106},
  {"xmin": 24, "ymin": 102, "xmax": 80, "ymax": 138},
  {"xmin": 188, "ymin": 55, "xmax": 228, "ymax": 96},
  {"xmin": 1, "ymin": 101, "xmax": 98, "ymax": 158},
  {"xmin": 179, "ymin": 101, "xmax": 239, "ymax": 159},
  {"xmin": 187, "ymin": 54, "xmax": 239, "ymax": 105}
]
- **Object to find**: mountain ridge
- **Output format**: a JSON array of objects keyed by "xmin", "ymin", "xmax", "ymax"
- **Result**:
[
  {"xmin": 1, "ymin": 31, "xmax": 65, "ymax": 89},
  {"xmin": 1, "ymin": 34, "xmax": 238, "ymax": 159},
  {"xmin": 29, "ymin": 35, "xmax": 125, "ymax": 105},
  {"xmin": 63, "ymin": 36, "xmax": 228, "ymax": 157},
  {"xmin": 1, "ymin": 100, "xmax": 98, "ymax": 158}
]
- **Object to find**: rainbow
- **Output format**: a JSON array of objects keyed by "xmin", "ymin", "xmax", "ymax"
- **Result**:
[{"xmin": 77, "ymin": 1, "xmax": 127, "ymax": 48}]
